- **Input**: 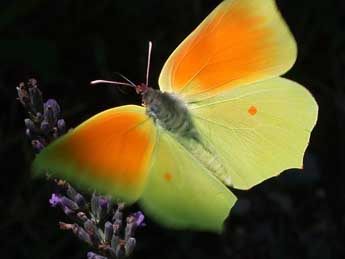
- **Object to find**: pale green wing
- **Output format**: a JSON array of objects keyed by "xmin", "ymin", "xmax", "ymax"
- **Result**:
[
  {"xmin": 190, "ymin": 77, "xmax": 318, "ymax": 189},
  {"xmin": 139, "ymin": 130, "xmax": 237, "ymax": 233}
]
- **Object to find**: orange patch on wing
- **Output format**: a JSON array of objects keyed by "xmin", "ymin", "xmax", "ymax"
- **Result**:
[
  {"xmin": 164, "ymin": 172, "xmax": 173, "ymax": 182},
  {"xmin": 248, "ymin": 105, "xmax": 257, "ymax": 115},
  {"xmin": 173, "ymin": 5, "xmax": 271, "ymax": 95},
  {"xmin": 159, "ymin": 0, "xmax": 296, "ymax": 101},
  {"xmin": 55, "ymin": 107, "xmax": 155, "ymax": 188}
]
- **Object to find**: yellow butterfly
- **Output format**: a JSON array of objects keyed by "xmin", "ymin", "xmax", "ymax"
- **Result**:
[{"xmin": 34, "ymin": 0, "xmax": 318, "ymax": 233}]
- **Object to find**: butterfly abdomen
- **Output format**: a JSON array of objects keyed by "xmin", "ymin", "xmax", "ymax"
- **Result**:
[
  {"xmin": 183, "ymin": 139, "xmax": 232, "ymax": 186},
  {"xmin": 143, "ymin": 88, "xmax": 231, "ymax": 186}
]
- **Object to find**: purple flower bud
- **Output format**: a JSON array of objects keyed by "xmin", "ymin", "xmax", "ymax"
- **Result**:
[
  {"xmin": 87, "ymin": 252, "xmax": 108, "ymax": 259},
  {"xmin": 28, "ymin": 84, "xmax": 43, "ymax": 114},
  {"xmin": 125, "ymin": 237, "xmax": 136, "ymax": 256},
  {"xmin": 132, "ymin": 211, "xmax": 145, "ymax": 227},
  {"xmin": 87, "ymin": 252, "xmax": 96, "ymax": 259},
  {"xmin": 104, "ymin": 221, "xmax": 113, "ymax": 244},
  {"xmin": 74, "ymin": 193, "xmax": 86, "ymax": 208},
  {"xmin": 112, "ymin": 210, "xmax": 123, "ymax": 223},
  {"xmin": 44, "ymin": 106, "xmax": 57, "ymax": 128},
  {"xmin": 57, "ymin": 119, "xmax": 66, "ymax": 135},
  {"xmin": 96, "ymin": 196, "xmax": 111, "ymax": 221},
  {"xmin": 60, "ymin": 196, "xmax": 79, "ymax": 210},
  {"xmin": 84, "ymin": 219, "xmax": 97, "ymax": 235},
  {"xmin": 98, "ymin": 197, "xmax": 109, "ymax": 209},
  {"xmin": 32, "ymin": 139, "xmax": 45, "ymax": 152},
  {"xmin": 72, "ymin": 224, "xmax": 92, "ymax": 245},
  {"xmin": 59, "ymin": 222, "xmax": 74, "ymax": 230},
  {"xmin": 24, "ymin": 118, "xmax": 36, "ymax": 132},
  {"xmin": 117, "ymin": 202, "xmax": 125, "ymax": 211},
  {"xmin": 77, "ymin": 212, "xmax": 88, "ymax": 222},
  {"xmin": 125, "ymin": 211, "xmax": 145, "ymax": 240},
  {"xmin": 115, "ymin": 243, "xmax": 125, "ymax": 258},
  {"xmin": 113, "ymin": 220, "xmax": 121, "ymax": 236},
  {"xmin": 111, "ymin": 234, "xmax": 120, "ymax": 251},
  {"xmin": 35, "ymin": 112, "xmax": 43, "ymax": 121},
  {"xmin": 66, "ymin": 184, "xmax": 78, "ymax": 200},
  {"xmin": 107, "ymin": 248, "xmax": 116, "ymax": 258},
  {"xmin": 91, "ymin": 194, "xmax": 112, "ymax": 222},
  {"xmin": 28, "ymin": 78, "xmax": 38, "ymax": 87},
  {"xmin": 25, "ymin": 128, "xmax": 32, "ymax": 139},
  {"xmin": 44, "ymin": 99, "xmax": 60, "ymax": 123},
  {"xmin": 84, "ymin": 219, "xmax": 101, "ymax": 245},
  {"xmin": 62, "ymin": 205, "xmax": 74, "ymax": 216},
  {"xmin": 40, "ymin": 120, "xmax": 50, "ymax": 134},
  {"xmin": 124, "ymin": 223, "xmax": 133, "ymax": 241},
  {"xmin": 16, "ymin": 83, "xmax": 30, "ymax": 106},
  {"xmin": 52, "ymin": 127, "xmax": 59, "ymax": 139},
  {"xmin": 50, "ymin": 193, "xmax": 78, "ymax": 215},
  {"xmin": 112, "ymin": 202, "xmax": 124, "ymax": 222},
  {"xmin": 49, "ymin": 193, "xmax": 61, "ymax": 207},
  {"xmin": 45, "ymin": 99, "xmax": 60, "ymax": 115},
  {"xmin": 91, "ymin": 192, "xmax": 98, "ymax": 216}
]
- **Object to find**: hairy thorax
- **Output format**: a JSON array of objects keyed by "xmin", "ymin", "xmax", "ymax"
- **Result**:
[
  {"xmin": 142, "ymin": 88, "xmax": 232, "ymax": 186},
  {"xmin": 142, "ymin": 88, "xmax": 199, "ymax": 140}
]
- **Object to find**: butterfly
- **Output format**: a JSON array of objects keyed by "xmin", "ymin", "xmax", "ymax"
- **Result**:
[{"xmin": 34, "ymin": 0, "xmax": 318, "ymax": 233}]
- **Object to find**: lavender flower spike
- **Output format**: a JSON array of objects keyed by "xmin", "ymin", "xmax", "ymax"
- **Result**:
[{"xmin": 18, "ymin": 79, "xmax": 144, "ymax": 259}]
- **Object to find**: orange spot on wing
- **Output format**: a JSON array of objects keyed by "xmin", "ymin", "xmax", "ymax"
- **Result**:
[
  {"xmin": 248, "ymin": 105, "xmax": 257, "ymax": 115},
  {"xmin": 164, "ymin": 172, "xmax": 173, "ymax": 182}
]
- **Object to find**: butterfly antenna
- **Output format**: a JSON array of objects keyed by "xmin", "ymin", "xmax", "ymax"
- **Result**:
[
  {"xmin": 146, "ymin": 41, "xmax": 153, "ymax": 86},
  {"xmin": 114, "ymin": 72, "xmax": 137, "ymax": 88},
  {"xmin": 90, "ymin": 80, "xmax": 134, "ymax": 87}
]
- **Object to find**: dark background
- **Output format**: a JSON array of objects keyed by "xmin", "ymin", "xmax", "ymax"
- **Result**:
[{"xmin": 1, "ymin": 0, "xmax": 344, "ymax": 258}]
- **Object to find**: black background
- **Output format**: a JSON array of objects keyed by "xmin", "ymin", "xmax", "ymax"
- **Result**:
[{"xmin": 1, "ymin": 0, "xmax": 344, "ymax": 258}]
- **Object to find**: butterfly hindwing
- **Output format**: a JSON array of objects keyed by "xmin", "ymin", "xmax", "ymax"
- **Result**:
[
  {"xmin": 159, "ymin": 0, "xmax": 296, "ymax": 102},
  {"xmin": 33, "ymin": 105, "xmax": 156, "ymax": 202},
  {"xmin": 139, "ymin": 130, "xmax": 236, "ymax": 233},
  {"xmin": 190, "ymin": 77, "xmax": 318, "ymax": 189}
]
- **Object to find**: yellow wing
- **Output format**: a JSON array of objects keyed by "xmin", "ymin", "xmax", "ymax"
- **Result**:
[
  {"xmin": 33, "ymin": 105, "xmax": 156, "ymax": 202},
  {"xmin": 159, "ymin": 0, "xmax": 296, "ymax": 102},
  {"xmin": 190, "ymin": 78, "xmax": 318, "ymax": 189},
  {"xmin": 140, "ymin": 130, "xmax": 236, "ymax": 233}
]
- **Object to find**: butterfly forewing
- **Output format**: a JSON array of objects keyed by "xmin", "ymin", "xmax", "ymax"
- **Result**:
[
  {"xmin": 33, "ymin": 105, "xmax": 156, "ymax": 202},
  {"xmin": 159, "ymin": 0, "xmax": 297, "ymax": 102}
]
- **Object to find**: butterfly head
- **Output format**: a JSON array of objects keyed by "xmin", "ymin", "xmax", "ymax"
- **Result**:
[
  {"xmin": 133, "ymin": 82, "xmax": 155, "ymax": 107},
  {"xmin": 135, "ymin": 83, "xmax": 150, "ymax": 95}
]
